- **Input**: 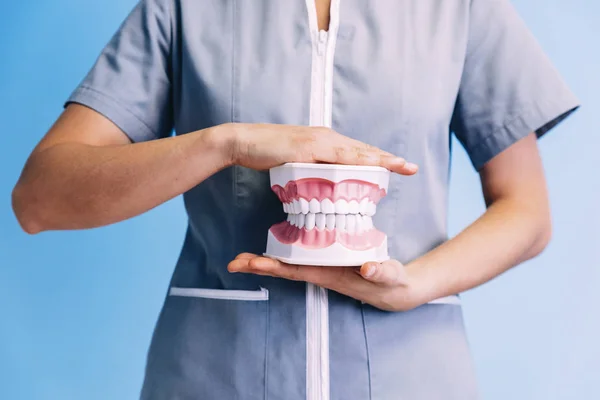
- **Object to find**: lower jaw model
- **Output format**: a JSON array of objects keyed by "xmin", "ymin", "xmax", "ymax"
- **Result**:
[{"xmin": 264, "ymin": 163, "xmax": 391, "ymax": 266}]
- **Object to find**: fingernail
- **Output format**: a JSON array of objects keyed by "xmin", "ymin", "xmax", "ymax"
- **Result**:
[
  {"xmin": 363, "ymin": 264, "xmax": 377, "ymax": 278},
  {"xmin": 227, "ymin": 265, "xmax": 239, "ymax": 273},
  {"xmin": 405, "ymin": 162, "xmax": 418, "ymax": 171}
]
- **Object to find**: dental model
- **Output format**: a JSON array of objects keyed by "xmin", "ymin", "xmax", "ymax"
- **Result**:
[{"xmin": 264, "ymin": 163, "xmax": 390, "ymax": 266}]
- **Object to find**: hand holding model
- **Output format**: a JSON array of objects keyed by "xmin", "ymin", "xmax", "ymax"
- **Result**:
[
  {"xmin": 12, "ymin": 110, "xmax": 417, "ymax": 234},
  {"xmin": 229, "ymin": 254, "xmax": 418, "ymax": 311},
  {"xmin": 225, "ymin": 123, "xmax": 420, "ymax": 311},
  {"xmin": 226, "ymin": 122, "xmax": 418, "ymax": 174}
]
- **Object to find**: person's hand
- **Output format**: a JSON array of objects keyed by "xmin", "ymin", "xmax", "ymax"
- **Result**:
[
  {"xmin": 228, "ymin": 254, "xmax": 424, "ymax": 312},
  {"xmin": 221, "ymin": 123, "xmax": 418, "ymax": 174}
]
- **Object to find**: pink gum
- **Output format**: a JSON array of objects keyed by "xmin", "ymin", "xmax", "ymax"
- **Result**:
[
  {"xmin": 271, "ymin": 178, "xmax": 386, "ymax": 204},
  {"xmin": 269, "ymin": 221, "xmax": 386, "ymax": 251}
]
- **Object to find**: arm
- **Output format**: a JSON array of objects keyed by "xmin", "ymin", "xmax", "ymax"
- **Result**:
[
  {"xmin": 228, "ymin": 133, "xmax": 552, "ymax": 311},
  {"xmin": 12, "ymin": 105, "xmax": 415, "ymax": 235},
  {"xmin": 404, "ymin": 132, "xmax": 551, "ymax": 303},
  {"xmin": 11, "ymin": 104, "xmax": 233, "ymax": 233}
]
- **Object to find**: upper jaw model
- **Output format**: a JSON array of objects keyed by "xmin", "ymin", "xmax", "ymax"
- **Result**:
[{"xmin": 264, "ymin": 163, "xmax": 390, "ymax": 266}]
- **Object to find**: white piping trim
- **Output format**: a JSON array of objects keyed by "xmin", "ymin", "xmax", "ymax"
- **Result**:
[
  {"xmin": 427, "ymin": 295, "xmax": 461, "ymax": 305},
  {"xmin": 169, "ymin": 287, "xmax": 269, "ymax": 301}
]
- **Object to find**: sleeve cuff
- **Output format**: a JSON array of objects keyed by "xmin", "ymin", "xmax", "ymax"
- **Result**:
[
  {"xmin": 469, "ymin": 95, "xmax": 581, "ymax": 171},
  {"xmin": 65, "ymin": 86, "xmax": 159, "ymax": 143}
]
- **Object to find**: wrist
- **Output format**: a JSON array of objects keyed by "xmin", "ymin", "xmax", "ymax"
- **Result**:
[
  {"xmin": 403, "ymin": 259, "xmax": 439, "ymax": 308},
  {"xmin": 203, "ymin": 123, "xmax": 245, "ymax": 168}
]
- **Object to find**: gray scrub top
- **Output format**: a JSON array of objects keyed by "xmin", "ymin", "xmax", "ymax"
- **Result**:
[{"xmin": 66, "ymin": 1, "xmax": 579, "ymax": 399}]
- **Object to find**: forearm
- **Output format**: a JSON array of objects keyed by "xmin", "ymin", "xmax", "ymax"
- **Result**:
[
  {"xmin": 12, "ymin": 125, "xmax": 233, "ymax": 233},
  {"xmin": 406, "ymin": 197, "xmax": 551, "ymax": 305}
]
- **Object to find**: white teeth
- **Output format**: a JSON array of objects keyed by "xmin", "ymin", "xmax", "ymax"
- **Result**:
[
  {"xmin": 326, "ymin": 214, "xmax": 336, "ymax": 230},
  {"xmin": 359, "ymin": 198, "xmax": 369, "ymax": 214},
  {"xmin": 346, "ymin": 215, "xmax": 356, "ymax": 233},
  {"xmin": 298, "ymin": 213, "xmax": 306, "ymax": 228},
  {"xmin": 300, "ymin": 198, "xmax": 309, "ymax": 214},
  {"xmin": 366, "ymin": 202, "xmax": 376, "ymax": 216},
  {"xmin": 355, "ymin": 215, "xmax": 363, "ymax": 233},
  {"xmin": 305, "ymin": 213, "xmax": 316, "ymax": 230},
  {"xmin": 309, "ymin": 199, "xmax": 321, "ymax": 214},
  {"xmin": 287, "ymin": 210, "xmax": 376, "ymax": 231},
  {"xmin": 284, "ymin": 198, "xmax": 378, "ymax": 216},
  {"xmin": 364, "ymin": 216, "xmax": 373, "ymax": 230},
  {"xmin": 284, "ymin": 195, "xmax": 378, "ymax": 231},
  {"xmin": 335, "ymin": 214, "xmax": 346, "ymax": 230},
  {"xmin": 349, "ymin": 200, "xmax": 359, "ymax": 214},
  {"xmin": 315, "ymin": 214, "xmax": 326, "ymax": 230},
  {"xmin": 292, "ymin": 199, "xmax": 301, "ymax": 214},
  {"xmin": 335, "ymin": 199, "xmax": 349, "ymax": 214},
  {"xmin": 321, "ymin": 198, "xmax": 335, "ymax": 214}
]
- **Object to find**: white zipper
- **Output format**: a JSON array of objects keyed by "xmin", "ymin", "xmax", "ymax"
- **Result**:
[
  {"xmin": 307, "ymin": 25, "xmax": 329, "ymax": 400},
  {"xmin": 304, "ymin": 1, "xmax": 341, "ymax": 399}
]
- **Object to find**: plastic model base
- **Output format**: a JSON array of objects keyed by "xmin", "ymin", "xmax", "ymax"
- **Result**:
[
  {"xmin": 264, "ymin": 163, "xmax": 391, "ymax": 267},
  {"xmin": 264, "ymin": 230, "xmax": 389, "ymax": 266}
]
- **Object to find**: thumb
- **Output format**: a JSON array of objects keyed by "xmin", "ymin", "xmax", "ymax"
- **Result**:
[{"xmin": 359, "ymin": 259, "xmax": 408, "ymax": 286}]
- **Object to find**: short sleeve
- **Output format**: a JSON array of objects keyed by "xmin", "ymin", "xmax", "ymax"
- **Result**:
[
  {"xmin": 65, "ymin": 0, "xmax": 173, "ymax": 142},
  {"xmin": 450, "ymin": 0, "xmax": 580, "ymax": 170}
]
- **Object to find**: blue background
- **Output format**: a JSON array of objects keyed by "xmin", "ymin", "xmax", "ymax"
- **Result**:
[{"xmin": 0, "ymin": 1, "xmax": 597, "ymax": 399}]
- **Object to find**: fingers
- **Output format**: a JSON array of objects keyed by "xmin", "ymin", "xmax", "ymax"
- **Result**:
[
  {"xmin": 228, "ymin": 255, "xmax": 345, "ymax": 287},
  {"xmin": 313, "ymin": 129, "xmax": 418, "ymax": 175},
  {"xmin": 358, "ymin": 259, "xmax": 408, "ymax": 286},
  {"xmin": 380, "ymin": 155, "xmax": 418, "ymax": 175},
  {"xmin": 248, "ymin": 257, "xmax": 330, "ymax": 284},
  {"xmin": 234, "ymin": 253, "xmax": 256, "ymax": 260},
  {"xmin": 231, "ymin": 253, "xmax": 407, "ymax": 289}
]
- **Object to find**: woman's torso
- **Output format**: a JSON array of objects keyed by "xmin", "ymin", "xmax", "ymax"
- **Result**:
[
  {"xmin": 141, "ymin": 1, "xmax": 478, "ymax": 399},
  {"xmin": 171, "ymin": 0, "xmax": 467, "ymax": 289}
]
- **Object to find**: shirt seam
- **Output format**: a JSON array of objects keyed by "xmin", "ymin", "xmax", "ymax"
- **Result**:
[{"xmin": 360, "ymin": 304, "xmax": 373, "ymax": 400}]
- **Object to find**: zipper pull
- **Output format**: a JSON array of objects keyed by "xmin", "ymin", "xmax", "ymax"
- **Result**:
[{"xmin": 317, "ymin": 30, "xmax": 327, "ymax": 56}]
